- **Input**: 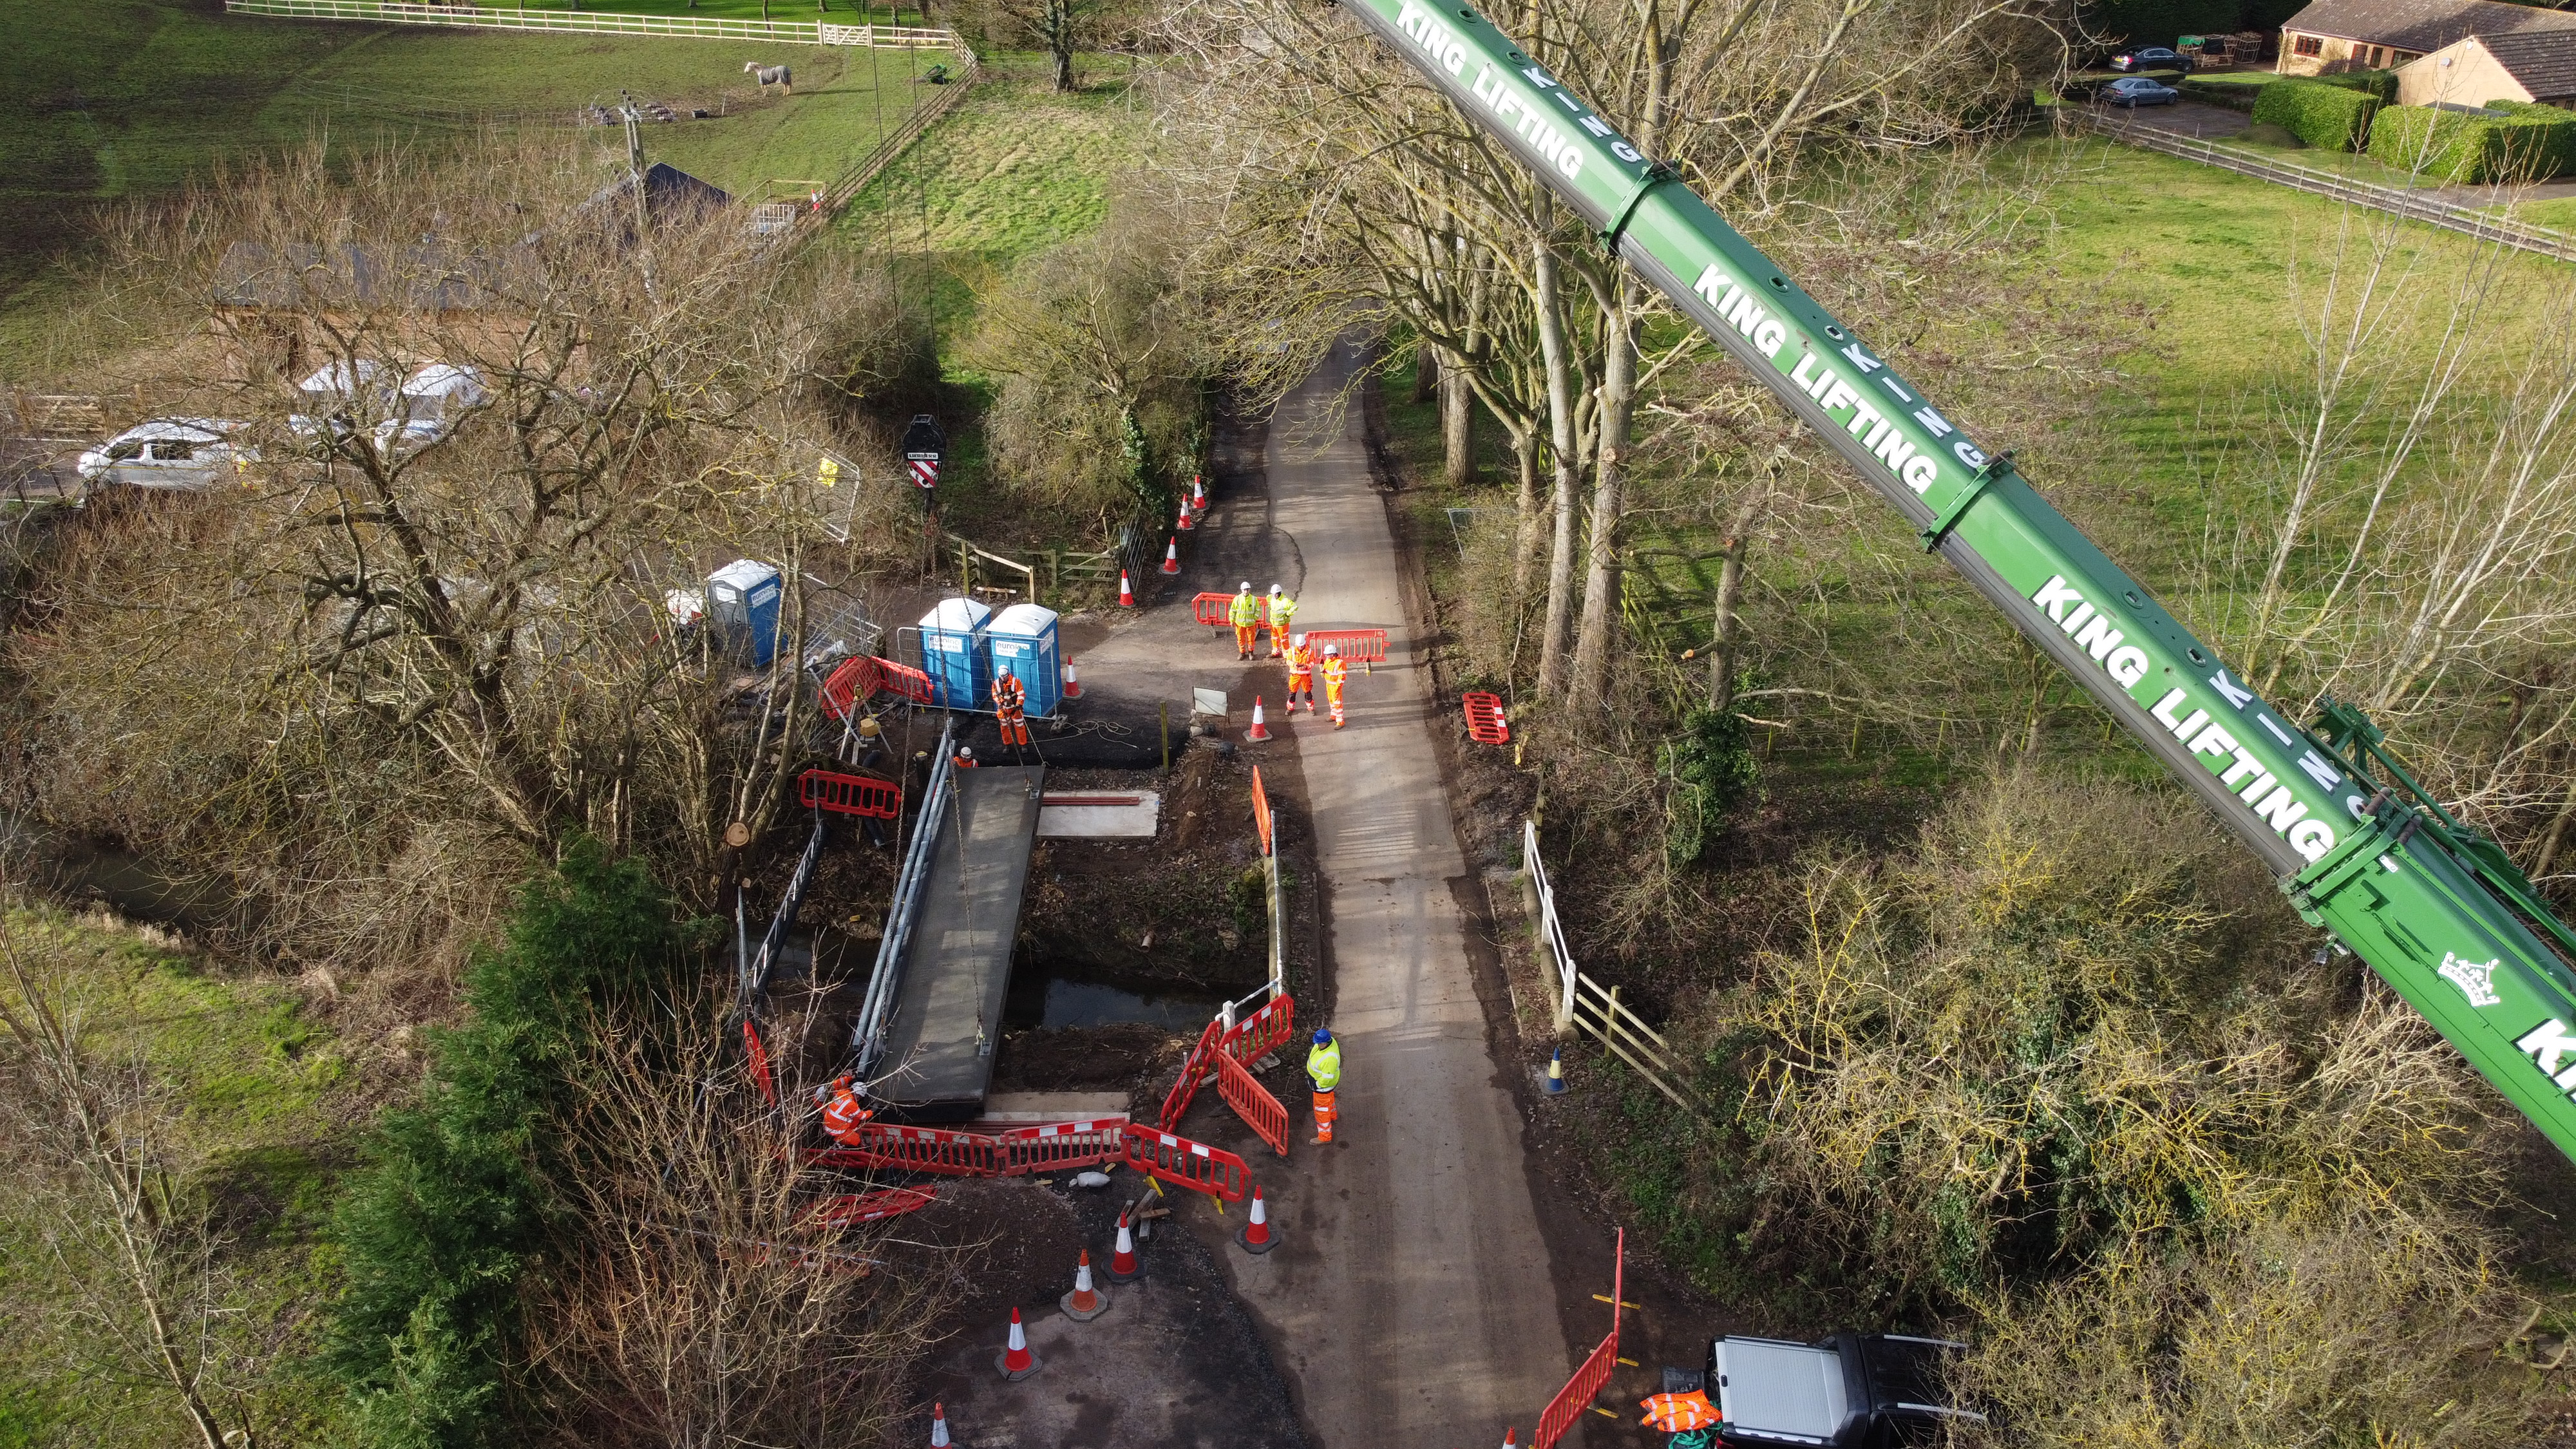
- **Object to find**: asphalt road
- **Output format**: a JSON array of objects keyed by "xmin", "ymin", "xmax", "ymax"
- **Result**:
[{"xmin": 1211, "ymin": 341, "xmax": 1577, "ymax": 1444}]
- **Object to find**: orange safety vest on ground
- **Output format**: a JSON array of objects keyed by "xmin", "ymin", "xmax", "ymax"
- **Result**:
[{"xmin": 1640, "ymin": 1390, "xmax": 1721, "ymax": 1432}]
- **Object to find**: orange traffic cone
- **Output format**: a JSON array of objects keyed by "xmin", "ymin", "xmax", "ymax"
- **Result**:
[
  {"xmin": 1177, "ymin": 500, "xmax": 1195, "ymax": 533},
  {"xmin": 1247, "ymin": 697, "xmax": 1271, "ymax": 742},
  {"xmin": 1501, "ymin": 1432, "xmax": 1517, "ymax": 1448},
  {"xmin": 929, "ymin": 1402, "xmax": 951, "ymax": 1447},
  {"xmin": 1119, "ymin": 570, "xmax": 1136, "ymax": 607},
  {"xmin": 1108, "ymin": 1209, "xmax": 1141, "ymax": 1282},
  {"xmin": 1060, "ymin": 1248, "xmax": 1111, "ymax": 1321},
  {"xmin": 995, "ymin": 1306, "xmax": 1042, "ymax": 1381},
  {"xmin": 1160, "ymin": 537, "xmax": 1181, "ymax": 576},
  {"xmin": 1191, "ymin": 474, "xmax": 1207, "ymax": 513},
  {"xmin": 1063, "ymin": 661, "xmax": 1082, "ymax": 698},
  {"xmin": 1235, "ymin": 1184, "xmax": 1276, "ymax": 1255}
]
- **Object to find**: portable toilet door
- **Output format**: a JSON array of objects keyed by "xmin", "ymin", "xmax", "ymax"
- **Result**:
[
  {"xmin": 917, "ymin": 596, "xmax": 993, "ymax": 710},
  {"xmin": 987, "ymin": 603, "xmax": 1062, "ymax": 719},
  {"xmin": 706, "ymin": 560, "xmax": 784, "ymax": 667}
]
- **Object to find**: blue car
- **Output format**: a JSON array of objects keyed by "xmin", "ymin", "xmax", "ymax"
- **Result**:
[{"xmin": 2103, "ymin": 75, "xmax": 2181, "ymax": 106}]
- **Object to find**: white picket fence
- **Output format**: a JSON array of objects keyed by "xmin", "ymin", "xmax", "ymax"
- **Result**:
[
  {"xmin": 1522, "ymin": 819, "xmax": 1705, "ymax": 1114},
  {"xmin": 223, "ymin": 0, "xmax": 963, "ymax": 49}
]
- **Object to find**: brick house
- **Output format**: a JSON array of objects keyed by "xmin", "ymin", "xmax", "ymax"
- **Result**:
[{"xmin": 2275, "ymin": 0, "xmax": 2576, "ymax": 79}]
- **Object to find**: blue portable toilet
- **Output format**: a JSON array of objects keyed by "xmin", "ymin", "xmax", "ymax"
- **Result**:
[
  {"xmin": 988, "ymin": 602, "xmax": 1063, "ymax": 719},
  {"xmin": 917, "ymin": 596, "xmax": 992, "ymax": 710},
  {"xmin": 706, "ymin": 559, "xmax": 783, "ymax": 667}
]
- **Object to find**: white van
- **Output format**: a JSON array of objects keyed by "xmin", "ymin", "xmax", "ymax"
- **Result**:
[{"xmin": 74, "ymin": 419, "xmax": 256, "ymax": 491}]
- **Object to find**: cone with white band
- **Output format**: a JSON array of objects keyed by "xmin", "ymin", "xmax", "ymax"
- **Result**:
[
  {"xmin": 1119, "ymin": 570, "xmax": 1135, "ymax": 607},
  {"xmin": 1191, "ymin": 475, "xmax": 1207, "ymax": 513},
  {"xmin": 1059, "ymin": 1249, "xmax": 1112, "ymax": 1321},
  {"xmin": 1234, "ymin": 1184, "xmax": 1276, "ymax": 1255},
  {"xmin": 1177, "ymin": 500, "xmax": 1195, "ymax": 532},
  {"xmin": 1160, "ymin": 537, "xmax": 1181, "ymax": 575},
  {"xmin": 1108, "ymin": 1208, "xmax": 1141, "ymax": 1281},
  {"xmin": 929, "ymin": 1403, "xmax": 951, "ymax": 1446},
  {"xmin": 1247, "ymin": 697, "xmax": 1271, "ymax": 743},
  {"xmin": 1064, "ymin": 661, "xmax": 1082, "ymax": 698},
  {"xmin": 994, "ymin": 1306, "xmax": 1042, "ymax": 1380}
]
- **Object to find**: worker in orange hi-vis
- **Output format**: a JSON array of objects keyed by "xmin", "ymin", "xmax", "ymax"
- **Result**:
[
  {"xmin": 1306, "ymin": 1028, "xmax": 1341, "ymax": 1144},
  {"xmin": 1282, "ymin": 633, "xmax": 1315, "ymax": 714},
  {"xmin": 992, "ymin": 669, "xmax": 1031, "ymax": 757},
  {"xmin": 1321, "ymin": 645, "xmax": 1349, "ymax": 729},
  {"xmin": 817, "ymin": 1074, "xmax": 874, "ymax": 1148},
  {"xmin": 952, "ymin": 744, "xmax": 978, "ymax": 770},
  {"xmin": 1228, "ymin": 582, "xmax": 1261, "ymax": 659}
]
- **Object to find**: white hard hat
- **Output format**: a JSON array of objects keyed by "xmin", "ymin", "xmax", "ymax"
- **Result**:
[
  {"xmin": 1291, "ymin": 633, "xmax": 1305, "ymax": 647},
  {"xmin": 1239, "ymin": 581, "xmax": 1252, "ymax": 591},
  {"xmin": 958, "ymin": 746, "xmax": 974, "ymax": 758},
  {"xmin": 1323, "ymin": 645, "xmax": 1340, "ymax": 656},
  {"xmin": 1269, "ymin": 584, "xmax": 1283, "ymax": 594}
]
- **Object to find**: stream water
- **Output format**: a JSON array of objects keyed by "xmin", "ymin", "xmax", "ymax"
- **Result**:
[{"xmin": 1003, "ymin": 968, "xmax": 1227, "ymax": 1032}]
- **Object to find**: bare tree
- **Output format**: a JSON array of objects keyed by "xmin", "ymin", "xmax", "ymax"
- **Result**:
[{"xmin": 0, "ymin": 911, "xmax": 256, "ymax": 1449}]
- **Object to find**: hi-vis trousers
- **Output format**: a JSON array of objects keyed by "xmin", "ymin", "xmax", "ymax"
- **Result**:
[{"xmin": 1311, "ymin": 1088, "xmax": 1337, "ymax": 1143}]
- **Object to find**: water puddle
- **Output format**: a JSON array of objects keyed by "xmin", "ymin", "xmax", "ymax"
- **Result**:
[{"xmin": 1005, "ymin": 971, "xmax": 1226, "ymax": 1032}]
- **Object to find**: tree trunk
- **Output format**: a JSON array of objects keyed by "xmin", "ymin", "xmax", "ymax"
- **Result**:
[
  {"xmin": 1709, "ymin": 537, "xmax": 1749, "ymax": 712},
  {"xmin": 1052, "ymin": 41, "xmax": 1075, "ymax": 91},
  {"xmin": 1707, "ymin": 488, "xmax": 1763, "ymax": 711},
  {"xmin": 1512, "ymin": 426, "xmax": 1543, "ymax": 601},
  {"xmin": 1440, "ymin": 346, "xmax": 1473, "ymax": 489},
  {"xmin": 1533, "ymin": 243, "xmax": 1580, "ymax": 701},
  {"xmin": 1571, "ymin": 281, "xmax": 1637, "ymax": 711}
]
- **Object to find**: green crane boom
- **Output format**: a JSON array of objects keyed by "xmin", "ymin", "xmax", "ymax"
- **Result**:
[{"xmin": 1342, "ymin": 0, "xmax": 2576, "ymax": 1160}]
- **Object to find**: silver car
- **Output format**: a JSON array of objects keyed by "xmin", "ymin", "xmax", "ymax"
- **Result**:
[
  {"xmin": 75, "ymin": 419, "xmax": 256, "ymax": 490},
  {"xmin": 2103, "ymin": 76, "xmax": 2181, "ymax": 107}
]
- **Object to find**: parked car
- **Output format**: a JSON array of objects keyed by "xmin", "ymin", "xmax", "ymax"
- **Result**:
[
  {"xmin": 2103, "ymin": 75, "xmax": 2182, "ymax": 106},
  {"xmin": 2111, "ymin": 46, "xmax": 2189, "ymax": 71},
  {"xmin": 1707, "ymin": 1332, "xmax": 1983, "ymax": 1447},
  {"xmin": 74, "ymin": 419, "xmax": 256, "ymax": 490}
]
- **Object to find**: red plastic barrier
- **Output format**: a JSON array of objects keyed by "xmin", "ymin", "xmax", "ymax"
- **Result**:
[
  {"xmin": 807, "ymin": 1185, "xmax": 937, "ymax": 1228},
  {"xmin": 744, "ymin": 1019, "xmax": 778, "ymax": 1107},
  {"xmin": 1307, "ymin": 629, "xmax": 1388, "ymax": 666},
  {"xmin": 1534, "ymin": 1228, "xmax": 1624, "ymax": 1449},
  {"xmin": 820, "ymin": 655, "xmax": 936, "ymax": 720},
  {"xmin": 800, "ymin": 768, "xmax": 900, "ymax": 819},
  {"xmin": 1223, "ymin": 993, "xmax": 1296, "ymax": 1070},
  {"xmin": 994, "ymin": 1118, "xmax": 1130, "ymax": 1175},
  {"xmin": 1463, "ymin": 691, "xmax": 1510, "ymax": 744},
  {"xmin": 808, "ymin": 1123, "xmax": 1007, "ymax": 1176},
  {"xmin": 1121, "ymin": 1123, "xmax": 1250, "ymax": 1202},
  {"xmin": 1216, "ymin": 1050, "xmax": 1290, "ymax": 1158},
  {"xmin": 1160, "ymin": 1015, "xmax": 1226, "ymax": 1128},
  {"xmin": 1195, "ymin": 592, "xmax": 1278, "ymax": 627}
]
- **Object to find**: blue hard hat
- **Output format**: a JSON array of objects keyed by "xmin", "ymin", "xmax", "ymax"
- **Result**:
[{"xmin": 1312, "ymin": 1028, "xmax": 1332, "ymax": 1045}]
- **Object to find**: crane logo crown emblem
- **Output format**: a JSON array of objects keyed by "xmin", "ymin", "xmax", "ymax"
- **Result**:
[{"xmin": 2438, "ymin": 952, "xmax": 2501, "ymax": 1009}]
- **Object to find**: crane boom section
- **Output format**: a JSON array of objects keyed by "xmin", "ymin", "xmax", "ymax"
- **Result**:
[{"xmin": 1343, "ymin": 0, "xmax": 2576, "ymax": 1159}]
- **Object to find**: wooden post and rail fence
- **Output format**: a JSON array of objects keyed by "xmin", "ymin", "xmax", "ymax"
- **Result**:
[{"xmin": 1522, "ymin": 819, "xmax": 1707, "ymax": 1117}]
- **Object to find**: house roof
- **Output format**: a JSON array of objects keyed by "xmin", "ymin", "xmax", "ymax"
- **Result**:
[
  {"xmin": 2281, "ymin": 0, "xmax": 2576, "ymax": 51},
  {"xmin": 2475, "ymin": 28, "xmax": 2576, "ymax": 97}
]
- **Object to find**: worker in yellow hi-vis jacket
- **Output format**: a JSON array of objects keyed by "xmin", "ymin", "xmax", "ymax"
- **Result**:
[
  {"xmin": 1264, "ymin": 585, "xmax": 1297, "ymax": 658},
  {"xmin": 1307, "ymin": 1027, "xmax": 1341, "ymax": 1144},
  {"xmin": 1229, "ymin": 582, "xmax": 1261, "ymax": 660}
]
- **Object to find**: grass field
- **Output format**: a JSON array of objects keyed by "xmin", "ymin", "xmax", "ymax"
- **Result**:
[
  {"xmin": 0, "ymin": 908, "xmax": 358, "ymax": 1447},
  {"xmin": 0, "ymin": 0, "xmax": 942, "ymax": 374}
]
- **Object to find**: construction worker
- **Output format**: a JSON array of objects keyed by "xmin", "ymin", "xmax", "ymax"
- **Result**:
[
  {"xmin": 817, "ymin": 1074, "xmax": 873, "ymax": 1148},
  {"xmin": 1306, "ymin": 1027, "xmax": 1341, "ymax": 1145},
  {"xmin": 952, "ymin": 744, "xmax": 978, "ymax": 770},
  {"xmin": 1283, "ymin": 633, "xmax": 1315, "ymax": 714},
  {"xmin": 1321, "ymin": 644, "xmax": 1349, "ymax": 729},
  {"xmin": 1264, "ymin": 585, "xmax": 1297, "ymax": 658},
  {"xmin": 1228, "ymin": 581, "xmax": 1261, "ymax": 660},
  {"xmin": 992, "ymin": 668, "xmax": 1030, "ymax": 755}
]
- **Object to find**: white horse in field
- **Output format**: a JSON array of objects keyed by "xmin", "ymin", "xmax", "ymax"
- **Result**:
[{"xmin": 744, "ymin": 62, "xmax": 792, "ymax": 94}]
